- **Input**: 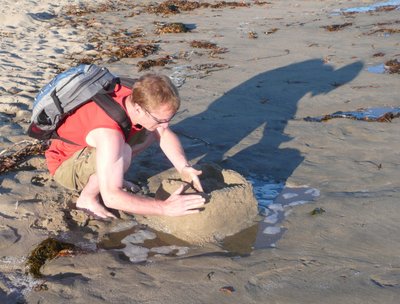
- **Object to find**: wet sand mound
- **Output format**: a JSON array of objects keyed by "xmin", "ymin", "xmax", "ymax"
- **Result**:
[{"xmin": 136, "ymin": 164, "xmax": 258, "ymax": 245}]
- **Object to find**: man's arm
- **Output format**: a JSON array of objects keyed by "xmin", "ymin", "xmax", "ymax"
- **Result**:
[
  {"xmin": 86, "ymin": 128, "xmax": 205, "ymax": 215},
  {"xmin": 157, "ymin": 126, "xmax": 204, "ymax": 192}
]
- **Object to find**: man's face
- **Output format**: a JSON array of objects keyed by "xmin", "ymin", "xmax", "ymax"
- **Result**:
[{"xmin": 141, "ymin": 103, "xmax": 176, "ymax": 131}]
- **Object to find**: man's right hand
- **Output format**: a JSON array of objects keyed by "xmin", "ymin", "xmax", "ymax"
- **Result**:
[{"xmin": 162, "ymin": 185, "xmax": 205, "ymax": 216}]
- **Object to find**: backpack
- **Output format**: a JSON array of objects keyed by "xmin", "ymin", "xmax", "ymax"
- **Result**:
[{"xmin": 27, "ymin": 64, "xmax": 137, "ymax": 144}]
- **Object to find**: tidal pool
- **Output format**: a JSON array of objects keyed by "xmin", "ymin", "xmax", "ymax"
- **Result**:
[{"xmin": 98, "ymin": 179, "xmax": 320, "ymax": 262}]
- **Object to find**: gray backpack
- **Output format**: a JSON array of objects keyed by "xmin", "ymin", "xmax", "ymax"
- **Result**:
[{"xmin": 28, "ymin": 64, "xmax": 136, "ymax": 143}]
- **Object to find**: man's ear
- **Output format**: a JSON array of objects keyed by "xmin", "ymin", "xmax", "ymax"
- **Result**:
[{"xmin": 132, "ymin": 102, "xmax": 142, "ymax": 114}]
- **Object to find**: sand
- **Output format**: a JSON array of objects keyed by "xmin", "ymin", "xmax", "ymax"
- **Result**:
[{"xmin": 1, "ymin": 0, "xmax": 400, "ymax": 303}]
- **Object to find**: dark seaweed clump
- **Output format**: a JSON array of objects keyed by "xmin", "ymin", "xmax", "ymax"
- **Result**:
[
  {"xmin": 384, "ymin": 59, "xmax": 400, "ymax": 74},
  {"xmin": 322, "ymin": 22, "xmax": 352, "ymax": 31},
  {"xmin": 26, "ymin": 238, "xmax": 76, "ymax": 278},
  {"xmin": 146, "ymin": 0, "xmax": 251, "ymax": 15},
  {"xmin": 0, "ymin": 141, "xmax": 48, "ymax": 174},
  {"xmin": 114, "ymin": 44, "xmax": 159, "ymax": 58},
  {"xmin": 310, "ymin": 207, "xmax": 326, "ymax": 215},
  {"xmin": 190, "ymin": 40, "xmax": 217, "ymax": 49},
  {"xmin": 375, "ymin": 5, "xmax": 399, "ymax": 12},
  {"xmin": 137, "ymin": 56, "xmax": 173, "ymax": 71},
  {"xmin": 64, "ymin": 2, "xmax": 129, "ymax": 16},
  {"xmin": 248, "ymin": 31, "xmax": 258, "ymax": 39},
  {"xmin": 154, "ymin": 22, "xmax": 190, "ymax": 34},
  {"xmin": 189, "ymin": 40, "xmax": 228, "ymax": 57}
]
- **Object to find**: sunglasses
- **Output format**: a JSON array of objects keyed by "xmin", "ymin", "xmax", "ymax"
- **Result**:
[{"xmin": 144, "ymin": 108, "xmax": 176, "ymax": 124}]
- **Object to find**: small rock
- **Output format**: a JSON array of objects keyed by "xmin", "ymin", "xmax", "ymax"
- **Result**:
[
  {"xmin": 0, "ymin": 225, "xmax": 19, "ymax": 248},
  {"xmin": 220, "ymin": 286, "xmax": 235, "ymax": 294}
]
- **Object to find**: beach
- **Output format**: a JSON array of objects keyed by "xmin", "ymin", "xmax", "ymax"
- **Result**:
[{"xmin": 1, "ymin": 0, "xmax": 400, "ymax": 303}]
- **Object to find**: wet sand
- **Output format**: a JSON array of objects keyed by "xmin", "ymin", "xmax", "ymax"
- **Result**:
[{"xmin": 1, "ymin": 0, "xmax": 400, "ymax": 303}]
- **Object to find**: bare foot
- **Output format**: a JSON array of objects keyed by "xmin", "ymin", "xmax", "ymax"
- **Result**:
[{"xmin": 76, "ymin": 194, "xmax": 116, "ymax": 219}]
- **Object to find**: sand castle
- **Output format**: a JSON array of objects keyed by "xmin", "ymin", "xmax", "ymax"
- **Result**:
[{"xmin": 135, "ymin": 163, "xmax": 258, "ymax": 245}]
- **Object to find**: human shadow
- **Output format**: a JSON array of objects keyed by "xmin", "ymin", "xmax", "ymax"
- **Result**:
[{"xmin": 171, "ymin": 59, "xmax": 363, "ymax": 181}]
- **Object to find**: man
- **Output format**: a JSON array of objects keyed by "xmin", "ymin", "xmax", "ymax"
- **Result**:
[{"xmin": 45, "ymin": 73, "xmax": 205, "ymax": 218}]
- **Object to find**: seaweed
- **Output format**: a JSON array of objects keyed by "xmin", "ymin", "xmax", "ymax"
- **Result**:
[
  {"xmin": 248, "ymin": 31, "xmax": 258, "ymax": 39},
  {"xmin": 209, "ymin": 47, "xmax": 229, "ymax": 57},
  {"xmin": 109, "ymin": 28, "xmax": 145, "ymax": 42},
  {"xmin": 190, "ymin": 40, "xmax": 217, "ymax": 49},
  {"xmin": 304, "ymin": 107, "xmax": 400, "ymax": 122},
  {"xmin": 31, "ymin": 175, "xmax": 49, "ymax": 187},
  {"xmin": 154, "ymin": 22, "xmax": 190, "ymax": 34},
  {"xmin": 265, "ymin": 28, "xmax": 278, "ymax": 35},
  {"xmin": 191, "ymin": 63, "xmax": 230, "ymax": 73},
  {"xmin": 137, "ymin": 56, "xmax": 173, "ymax": 71},
  {"xmin": 0, "ymin": 140, "xmax": 48, "ymax": 174},
  {"xmin": 372, "ymin": 52, "xmax": 385, "ymax": 57},
  {"xmin": 57, "ymin": 1, "xmax": 266, "ymax": 66},
  {"xmin": 310, "ymin": 207, "xmax": 326, "ymax": 215},
  {"xmin": 322, "ymin": 22, "xmax": 352, "ymax": 31},
  {"xmin": 146, "ymin": 1, "xmax": 191, "ymax": 15},
  {"xmin": 367, "ymin": 28, "xmax": 400, "ymax": 35},
  {"xmin": 384, "ymin": 59, "xmax": 400, "ymax": 74},
  {"xmin": 64, "ymin": 2, "xmax": 130, "ymax": 16},
  {"xmin": 63, "ymin": 0, "xmax": 264, "ymax": 18},
  {"xmin": 114, "ymin": 44, "xmax": 159, "ymax": 58},
  {"xmin": 62, "ymin": 0, "xmax": 266, "ymax": 19},
  {"xmin": 189, "ymin": 40, "xmax": 228, "ymax": 57},
  {"xmin": 209, "ymin": 1, "xmax": 249, "ymax": 9},
  {"xmin": 220, "ymin": 285, "xmax": 236, "ymax": 294},
  {"xmin": 71, "ymin": 56, "xmax": 98, "ymax": 65},
  {"xmin": 26, "ymin": 238, "xmax": 77, "ymax": 278},
  {"xmin": 375, "ymin": 5, "xmax": 399, "ymax": 12},
  {"xmin": 145, "ymin": 0, "xmax": 253, "ymax": 15}
]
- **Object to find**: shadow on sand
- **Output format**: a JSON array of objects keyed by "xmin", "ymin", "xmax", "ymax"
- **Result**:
[{"xmin": 170, "ymin": 58, "xmax": 364, "ymax": 182}]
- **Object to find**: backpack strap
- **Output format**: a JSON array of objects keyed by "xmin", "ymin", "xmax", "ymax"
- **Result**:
[
  {"xmin": 51, "ymin": 78, "xmax": 135, "ymax": 145},
  {"xmin": 119, "ymin": 77, "xmax": 137, "ymax": 88},
  {"xmin": 91, "ymin": 94, "xmax": 132, "ymax": 141}
]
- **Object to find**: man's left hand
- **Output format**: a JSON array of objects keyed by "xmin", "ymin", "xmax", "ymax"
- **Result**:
[{"xmin": 180, "ymin": 165, "xmax": 204, "ymax": 192}]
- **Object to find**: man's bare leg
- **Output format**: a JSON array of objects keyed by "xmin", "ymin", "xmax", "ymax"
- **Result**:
[
  {"xmin": 76, "ymin": 174, "xmax": 116, "ymax": 218},
  {"xmin": 76, "ymin": 135, "xmax": 157, "ymax": 218}
]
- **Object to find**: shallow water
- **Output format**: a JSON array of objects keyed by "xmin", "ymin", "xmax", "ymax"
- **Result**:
[
  {"xmin": 0, "ymin": 256, "xmax": 38, "ymax": 302},
  {"xmin": 367, "ymin": 64, "xmax": 386, "ymax": 74},
  {"xmin": 342, "ymin": 0, "xmax": 400, "ymax": 13},
  {"xmin": 251, "ymin": 183, "xmax": 320, "ymax": 250},
  {"xmin": 304, "ymin": 107, "xmax": 400, "ymax": 122},
  {"xmin": 98, "ymin": 179, "xmax": 320, "ymax": 262}
]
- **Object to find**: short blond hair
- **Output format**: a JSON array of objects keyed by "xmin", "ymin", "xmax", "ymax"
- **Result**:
[{"xmin": 130, "ymin": 74, "xmax": 180, "ymax": 112}]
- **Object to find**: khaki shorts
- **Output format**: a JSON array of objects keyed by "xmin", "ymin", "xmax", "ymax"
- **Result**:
[
  {"xmin": 53, "ymin": 129, "xmax": 149, "ymax": 192},
  {"xmin": 53, "ymin": 147, "xmax": 97, "ymax": 192}
]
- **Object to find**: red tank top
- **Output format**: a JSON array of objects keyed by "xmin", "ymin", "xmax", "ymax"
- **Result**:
[{"xmin": 45, "ymin": 84, "xmax": 142, "ymax": 175}]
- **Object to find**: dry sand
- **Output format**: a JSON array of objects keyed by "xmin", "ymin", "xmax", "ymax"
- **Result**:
[{"xmin": 1, "ymin": 0, "xmax": 400, "ymax": 303}]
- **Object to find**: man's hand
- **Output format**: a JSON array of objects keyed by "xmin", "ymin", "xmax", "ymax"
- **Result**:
[
  {"xmin": 162, "ymin": 185, "xmax": 205, "ymax": 216},
  {"xmin": 180, "ymin": 166, "xmax": 204, "ymax": 192}
]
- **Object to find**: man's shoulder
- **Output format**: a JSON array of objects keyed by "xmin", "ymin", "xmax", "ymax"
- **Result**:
[{"xmin": 86, "ymin": 127, "xmax": 126, "ymax": 148}]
